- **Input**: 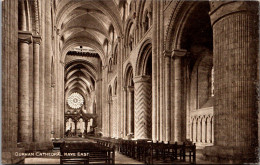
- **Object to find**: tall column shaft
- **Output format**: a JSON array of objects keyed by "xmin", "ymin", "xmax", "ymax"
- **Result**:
[
  {"xmin": 2, "ymin": 0, "xmax": 19, "ymax": 152},
  {"xmin": 134, "ymin": 76, "xmax": 152, "ymax": 139},
  {"xmin": 18, "ymin": 31, "xmax": 32, "ymax": 142},
  {"xmin": 204, "ymin": 2, "xmax": 258, "ymax": 162},
  {"xmin": 207, "ymin": 119, "xmax": 212, "ymax": 143},
  {"xmin": 39, "ymin": 0, "xmax": 46, "ymax": 142},
  {"xmin": 152, "ymin": 0, "xmax": 158, "ymax": 141},
  {"xmin": 112, "ymin": 97, "xmax": 117, "ymax": 137},
  {"xmin": 164, "ymin": 51, "xmax": 171, "ymax": 141},
  {"xmin": 127, "ymin": 87, "xmax": 134, "ymax": 134},
  {"xmin": 96, "ymin": 79, "xmax": 102, "ymax": 129},
  {"xmin": 172, "ymin": 49, "xmax": 186, "ymax": 142},
  {"xmin": 211, "ymin": 1, "xmax": 258, "ymax": 147},
  {"xmin": 44, "ymin": 0, "xmax": 52, "ymax": 142},
  {"xmin": 123, "ymin": 87, "xmax": 127, "ymax": 137},
  {"xmin": 33, "ymin": 35, "xmax": 41, "ymax": 142}
]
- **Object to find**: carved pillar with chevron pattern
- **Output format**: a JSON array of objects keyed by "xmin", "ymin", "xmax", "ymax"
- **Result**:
[{"xmin": 134, "ymin": 76, "xmax": 152, "ymax": 139}]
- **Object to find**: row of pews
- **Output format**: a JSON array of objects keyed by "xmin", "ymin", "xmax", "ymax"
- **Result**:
[
  {"xmin": 96, "ymin": 138, "xmax": 196, "ymax": 164},
  {"xmin": 60, "ymin": 141, "xmax": 115, "ymax": 165}
]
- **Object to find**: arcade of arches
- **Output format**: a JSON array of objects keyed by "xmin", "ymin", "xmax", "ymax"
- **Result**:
[{"xmin": 2, "ymin": 0, "xmax": 259, "ymax": 164}]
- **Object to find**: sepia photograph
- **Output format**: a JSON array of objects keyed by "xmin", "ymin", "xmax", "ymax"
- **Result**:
[{"xmin": 1, "ymin": 0, "xmax": 260, "ymax": 164}]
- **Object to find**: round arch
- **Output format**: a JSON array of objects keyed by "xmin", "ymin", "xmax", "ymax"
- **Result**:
[
  {"xmin": 165, "ymin": 1, "xmax": 206, "ymax": 50},
  {"xmin": 124, "ymin": 63, "xmax": 134, "ymax": 87},
  {"xmin": 135, "ymin": 38, "xmax": 152, "ymax": 76}
]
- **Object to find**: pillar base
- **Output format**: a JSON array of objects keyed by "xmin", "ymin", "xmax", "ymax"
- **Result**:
[
  {"xmin": 2, "ymin": 148, "xmax": 25, "ymax": 164},
  {"xmin": 17, "ymin": 142, "xmax": 53, "ymax": 151},
  {"xmin": 203, "ymin": 145, "xmax": 259, "ymax": 163}
]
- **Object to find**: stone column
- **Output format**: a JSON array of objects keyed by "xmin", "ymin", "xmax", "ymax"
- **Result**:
[
  {"xmin": 206, "ymin": 118, "xmax": 212, "ymax": 143},
  {"xmin": 152, "ymin": 0, "xmax": 158, "ymax": 141},
  {"xmin": 197, "ymin": 120, "xmax": 201, "ymax": 142},
  {"xmin": 133, "ymin": 76, "xmax": 152, "ymax": 139},
  {"xmin": 123, "ymin": 87, "xmax": 127, "ymax": 137},
  {"xmin": 164, "ymin": 50, "xmax": 171, "ymax": 141},
  {"xmin": 33, "ymin": 35, "xmax": 41, "ymax": 142},
  {"xmin": 204, "ymin": 1, "xmax": 258, "ymax": 162},
  {"xmin": 127, "ymin": 86, "xmax": 134, "ymax": 135},
  {"xmin": 202, "ymin": 119, "xmax": 206, "ymax": 143},
  {"xmin": 96, "ymin": 79, "xmax": 102, "ymax": 128},
  {"xmin": 108, "ymin": 100, "xmax": 112, "ymax": 137},
  {"xmin": 172, "ymin": 49, "xmax": 186, "ymax": 142},
  {"xmin": 193, "ymin": 120, "xmax": 197, "ymax": 142},
  {"xmin": 18, "ymin": 31, "xmax": 32, "ymax": 142},
  {"xmin": 112, "ymin": 96, "xmax": 117, "ymax": 137}
]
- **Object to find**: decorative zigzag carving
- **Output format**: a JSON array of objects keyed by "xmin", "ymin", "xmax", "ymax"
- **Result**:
[{"xmin": 134, "ymin": 82, "xmax": 152, "ymax": 139}]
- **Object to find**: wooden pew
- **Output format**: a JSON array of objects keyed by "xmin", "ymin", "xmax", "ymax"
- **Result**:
[
  {"xmin": 60, "ymin": 142, "xmax": 115, "ymax": 165},
  {"xmin": 146, "ymin": 141, "xmax": 196, "ymax": 164},
  {"xmin": 60, "ymin": 142, "xmax": 89, "ymax": 165},
  {"xmin": 95, "ymin": 138, "xmax": 196, "ymax": 164}
]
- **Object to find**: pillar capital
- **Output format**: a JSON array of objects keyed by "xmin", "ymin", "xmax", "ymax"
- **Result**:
[
  {"xmin": 32, "ymin": 35, "xmax": 42, "ymax": 45},
  {"xmin": 18, "ymin": 31, "xmax": 32, "ymax": 44},
  {"xmin": 209, "ymin": 1, "xmax": 258, "ymax": 26},
  {"xmin": 133, "ymin": 75, "xmax": 151, "ymax": 83},
  {"xmin": 172, "ymin": 49, "xmax": 187, "ymax": 58}
]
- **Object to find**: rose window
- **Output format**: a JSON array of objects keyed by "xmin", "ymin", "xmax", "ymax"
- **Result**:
[{"xmin": 67, "ymin": 92, "xmax": 84, "ymax": 109}]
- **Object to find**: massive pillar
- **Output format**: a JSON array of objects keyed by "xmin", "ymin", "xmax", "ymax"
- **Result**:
[
  {"xmin": 172, "ymin": 49, "xmax": 186, "ymax": 142},
  {"xmin": 134, "ymin": 76, "xmax": 152, "ymax": 139},
  {"xmin": 33, "ymin": 35, "xmax": 41, "ymax": 142},
  {"xmin": 2, "ymin": 1, "xmax": 24, "ymax": 163},
  {"xmin": 18, "ymin": 31, "xmax": 32, "ymax": 142},
  {"xmin": 204, "ymin": 1, "xmax": 258, "ymax": 162}
]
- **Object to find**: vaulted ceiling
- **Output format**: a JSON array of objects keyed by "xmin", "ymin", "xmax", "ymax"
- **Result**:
[
  {"xmin": 56, "ymin": 0, "xmax": 126, "ymax": 66},
  {"xmin": 55, "ymin": 0, "xmax": 126, "ymax": 98}
]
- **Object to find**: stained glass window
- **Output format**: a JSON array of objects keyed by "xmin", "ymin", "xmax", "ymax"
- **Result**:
[{"xmin": 67, "ymin": 92, "xmax": 84, "ymax": 109}]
